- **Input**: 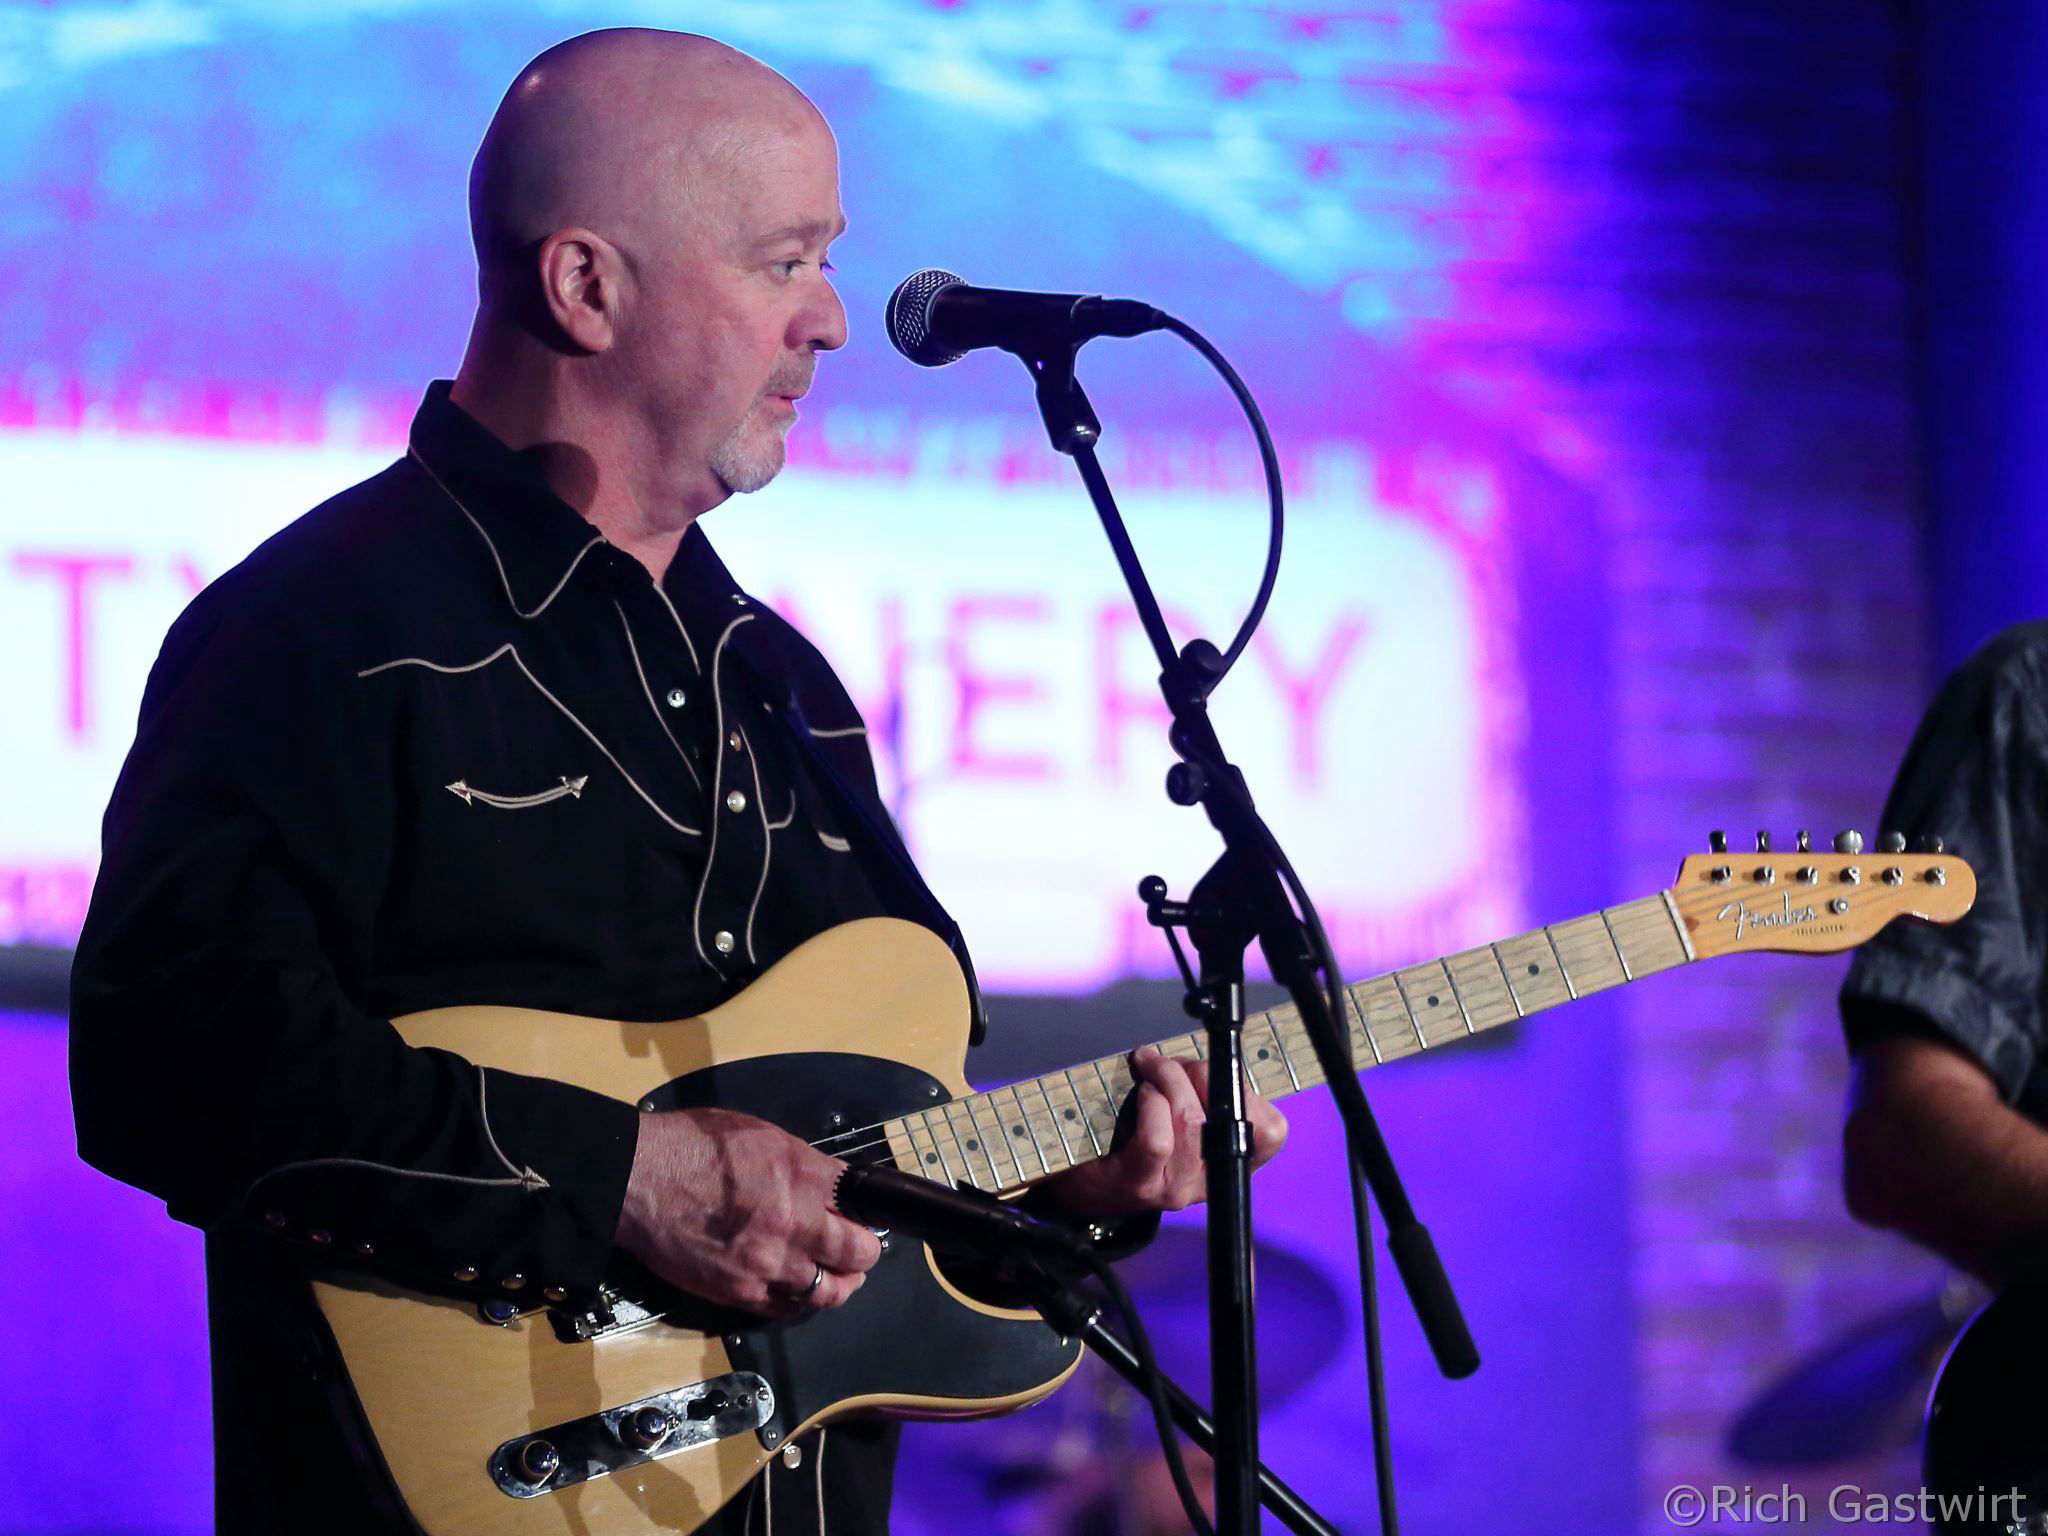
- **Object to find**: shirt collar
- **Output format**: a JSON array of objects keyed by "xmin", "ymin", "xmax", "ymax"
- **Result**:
[{"xmin": 408, "ymin": 379, "xmax": 607, "ymax": 619}]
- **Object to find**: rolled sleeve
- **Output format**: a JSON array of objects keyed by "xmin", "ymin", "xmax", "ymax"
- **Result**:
[{"xmin": 1841, "ymin": 625, "xmax": 2048, "ymax": 1105}]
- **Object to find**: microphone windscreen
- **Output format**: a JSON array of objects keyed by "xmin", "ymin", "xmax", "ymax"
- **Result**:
[{"xmin": 885, "ymin": 269, "xmax": 967, "ymax": 367}]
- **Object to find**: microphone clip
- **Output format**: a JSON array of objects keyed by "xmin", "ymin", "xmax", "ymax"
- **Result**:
[{"xmin": 1017, "ymin": 342, "xmax": 1101, "ymax": 457}]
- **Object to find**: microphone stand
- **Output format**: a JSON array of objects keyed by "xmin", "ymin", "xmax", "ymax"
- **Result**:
[{"xmin": 1012, "ymin": 339, "xmax": 1476, "ymax": 1534}]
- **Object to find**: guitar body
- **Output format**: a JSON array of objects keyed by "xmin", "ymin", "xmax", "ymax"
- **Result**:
[
  {"xmin": 1923, "ymin": 1288, "xmax": 2048, "ymax": 1534},
  {"xmin": 292, "ymin": 847, "xmax": 1975, "ymax": 1534},
  {"xmin": 310, "ymin": 918, "xmax": 1082, "ymax": 1536}
]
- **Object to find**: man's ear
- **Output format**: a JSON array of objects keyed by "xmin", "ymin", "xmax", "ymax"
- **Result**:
[{"xmin": 535, "ymin": 227, "xmax": 623, "ymax": 353}]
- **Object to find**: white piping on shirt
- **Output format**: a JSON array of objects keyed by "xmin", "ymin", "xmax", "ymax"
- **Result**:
[
  {"xmin": 445, "ymin": 775, "xmax": 587, "ymax": 809},
  {"xmin": 691, "ymin": 614, "xmax": 757, "ymax": 977},
  {"xmin": 650, "ymin": 581, "xmax": 704, "ymax": 676},
  {"xmin": 815, "ymin": 1427, "xmax": 828, "ymax": 1536},
  {"xmin": 742, "ymin": 726, "xmax": 773, "ymax": 965},
  {"xmin": 766, "ymin": 790, "xmax": 796, "ymax": 832},
  {"xmin": 806, "ymin": 724, "xmax": 867, "ymax": 739},
  {"xmin": 816, "ymin": 831, "xmax": 852, "ymax": 853},
  {"xmin": 616, "ymin": 601, "xmax": 704, "ymax": 791},
  {"xmin": 243, "ymin": 1064, "xmax": 550, "ymax": 1200},
  {"xmin": 358, "ymin": 645, "xmax": 703, "ymax": 836},
  {"xmin": 408, "ymin": 446, "xmax": 602, "ymax": 621},
  {"xmin": 476, "ymin": 1068, "xmax": 532, "ymax": 1182},
  {"xmin": 246, "ymin": 1156, "xmax": 546, "ymax": 1194}
]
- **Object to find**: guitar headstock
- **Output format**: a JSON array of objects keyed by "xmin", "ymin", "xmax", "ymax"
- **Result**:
[{"xmin": 1672, "ymin": 829, "xmax": 1975, "ymax": 959}]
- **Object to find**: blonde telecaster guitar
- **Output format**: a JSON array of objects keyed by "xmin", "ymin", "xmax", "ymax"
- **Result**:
[{"xmin": 310, "ymin": 841, "xmax": 1974, "ymax": 1534}]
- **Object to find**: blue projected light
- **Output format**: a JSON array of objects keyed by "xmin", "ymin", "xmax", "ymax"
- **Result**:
[{"xmin": 0, "ymin": 7, "xmax": 1635, "ymax": 1536}]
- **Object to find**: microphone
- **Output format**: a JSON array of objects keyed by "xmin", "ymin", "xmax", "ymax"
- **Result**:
[
  {"xmin": 835, "ymin": 1162, "xmax": 1094, "ymax": 1269},
  {"xmin": 885, "ymin": 269, "xmax": 1165, "ymax": 368}
]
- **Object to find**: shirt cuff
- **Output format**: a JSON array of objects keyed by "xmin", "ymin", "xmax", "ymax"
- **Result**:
[{"xmin": 1841, "ymin": 950, "xmax": 2039, "ymax": 1103}]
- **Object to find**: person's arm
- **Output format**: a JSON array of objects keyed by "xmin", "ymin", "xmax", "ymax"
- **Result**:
[
  {"xmin": 68, "ymin": 580, "xmax": 644, "ymax": 1305},
  {"xmin": 71, "ymin": 576, "xmax": 880, "ymax": 1317},
  {"xmin": 1838, "ymin": 628, "xmax": 2048, "ymax": 1283},
  {"xmin": 1845, "ymin": 1025, "xmax": 2048, "ymax": 1284}
]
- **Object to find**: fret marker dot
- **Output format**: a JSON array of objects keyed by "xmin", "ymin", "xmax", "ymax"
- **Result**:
[
  {"xmin": 1063, "ymin": 1109, "xmax": 1077, "ymax": 1121},
  {"xmin": 965, "ymin": 1139, "xmax": 979, "ymax": 1152},
  {"xmin": 1257, "ymin": 1048, "xmax": 1270, "ymax": 1060},
  {"xmin": 1527, "ymin": 963, "xmax": 1540, "ymax": 976},
  {"xmin": 1011, "ymin": 1125, "xmax": 1027, "ymax": 1138},
  {"xmin": 1427, "ymin": 995, "xmax": 1439, "ymax": 1007},
  {"xmin": 924, "ymin": 1153, "xmax": 938, "ymax": 1165}
]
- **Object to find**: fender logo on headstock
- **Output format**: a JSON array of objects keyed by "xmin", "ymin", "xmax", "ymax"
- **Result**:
[{"xmin": 1716, "ymin": 891, "xmax": 1823, "ymax": 942}]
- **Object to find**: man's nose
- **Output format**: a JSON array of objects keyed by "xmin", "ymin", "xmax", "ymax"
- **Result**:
[{"xmin": 801, "ymin": 276, "xmax": 848, "ymax": 354}]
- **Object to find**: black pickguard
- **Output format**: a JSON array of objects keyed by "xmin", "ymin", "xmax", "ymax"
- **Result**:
[
  {"xmin": 637, "ymin": 1052, "xmax": 1083, "ymax": 1447},
  {"xmin": 1924, "ymin": 1287, "xmax": 2048, "ymax": 1534}
]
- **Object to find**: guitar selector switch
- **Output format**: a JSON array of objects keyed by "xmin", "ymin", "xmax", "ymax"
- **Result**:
[{"xmin": 685, "ymin": 1390, "xmax": 733, "ymax": 1420}]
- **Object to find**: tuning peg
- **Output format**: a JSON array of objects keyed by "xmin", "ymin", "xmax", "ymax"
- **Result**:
[
  {"xmin": 1756, "ymin": 831, "xmax": 1772, "ymax": 853},
  {"xmin": 1796, "ymin": 829, "xmax": 1813, "ymax": 853},
  {"xmin": 1879, "ymin": 830, "xmax": 1907, "ymax": 854},
  {"xmin": 1833, "ymin": 829, "xmax": 1864, "ymax": 855},
  {"xmin": 1914, "ymin": 834, "xmax": 1945, "ymax": 854},
  {"xmin": 1709, "ymin": 830, "xmax": 1729, "ymax": 854}
]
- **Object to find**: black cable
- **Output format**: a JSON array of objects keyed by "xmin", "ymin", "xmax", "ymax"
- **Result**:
[
  {"xmin": 1084, "ymin": 1252, "xmax": 1217, "ymax": 1536},
  {"xmin": 1154, "ymin": 314, "xmax": 1285, "ymax": 685}
]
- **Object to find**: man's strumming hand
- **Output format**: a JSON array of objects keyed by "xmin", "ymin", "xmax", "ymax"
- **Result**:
[{"xmin": 615, "ymin": 1108, "xmax": 882, "ymax": 1315}]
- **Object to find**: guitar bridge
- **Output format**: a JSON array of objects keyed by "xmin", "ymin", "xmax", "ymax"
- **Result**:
[{"xmin": 488, "ymin": 1372, "xmax": 775, "ymax": 1499}]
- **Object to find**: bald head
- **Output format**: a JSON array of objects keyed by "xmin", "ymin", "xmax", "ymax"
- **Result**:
[
  {"xmin": 450, "ymin": 29, "xmax": 847, "ymax": 542},
  {"xmin": 469, "ymin": 29, "xmax": 821, "ymax": 300}
]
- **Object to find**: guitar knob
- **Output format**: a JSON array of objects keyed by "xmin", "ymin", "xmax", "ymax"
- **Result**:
[
  {"xmin": 623, "ymin": 1406, "xmax": 674, "ymax": 1451},
  {"xmin": 1833, "ymin": 829, "xmax": 1864, "ymax": 855},
  {"xmin": 514, "ymin": 1438, "xmax": 560, "ymax": 1486},
  {"xmin": 1879, "ymin": 830, "xmax": 1907, "ymax": 854},
  {"xmin": 1709, "ymin": 829, "xmax": 1729, "ymax": 854}
]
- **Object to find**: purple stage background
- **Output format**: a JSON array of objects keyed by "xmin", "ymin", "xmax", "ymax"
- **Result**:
[{"xmin": 0, "ymin": 4, "xmax": 1953, "ymax": 1533}]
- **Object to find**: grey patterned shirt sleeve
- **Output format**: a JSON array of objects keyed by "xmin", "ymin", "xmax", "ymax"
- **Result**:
[{"xmin": 1840, "ymin": 623, "xmax": 2048, "ymax": 1109}]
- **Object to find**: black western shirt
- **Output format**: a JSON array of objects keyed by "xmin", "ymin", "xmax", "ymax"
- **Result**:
[{"xmin": 69, "ymin": 381, "xmax": 960, "ymax": 1534}]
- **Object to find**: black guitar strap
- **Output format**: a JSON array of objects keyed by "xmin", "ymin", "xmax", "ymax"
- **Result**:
[{"xmin": 734, "ymin": 649, "xmax": 990, "ymax": 1047}]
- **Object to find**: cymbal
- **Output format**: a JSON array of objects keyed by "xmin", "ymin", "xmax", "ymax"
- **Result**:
[
  {"xmin": 1094, "ymin": 1224, "xmax": 1346, "ymax": 1409},
  {"xmin": 1726, "ymin": 1277, "xmax": 1982, "ymax": 1467}
]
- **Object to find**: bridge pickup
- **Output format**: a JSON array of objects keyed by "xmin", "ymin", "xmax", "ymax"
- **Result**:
[
  {"xmin": 546, "ymin": 1284, "xmax": 666, "ymax": 1342},
  {"xmin": 488, "ymin": 1372, "xmax": 775, "ymax": 1500}
]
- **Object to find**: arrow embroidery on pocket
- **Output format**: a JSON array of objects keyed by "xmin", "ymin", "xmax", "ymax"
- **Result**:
[{"xmin": 445, "ymin": 775, "xmax": 589, "ymax": 809}]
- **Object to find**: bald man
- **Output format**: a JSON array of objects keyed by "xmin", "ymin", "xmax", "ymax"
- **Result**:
[{"xmin": 69, "ymin": 28, "xmax": 1283, "ymax": 1536}]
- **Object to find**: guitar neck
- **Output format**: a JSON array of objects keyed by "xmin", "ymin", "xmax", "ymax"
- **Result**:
[{"xmin": 879, "ymin": 891, "xmax": 1697, "ymax": 1195}]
